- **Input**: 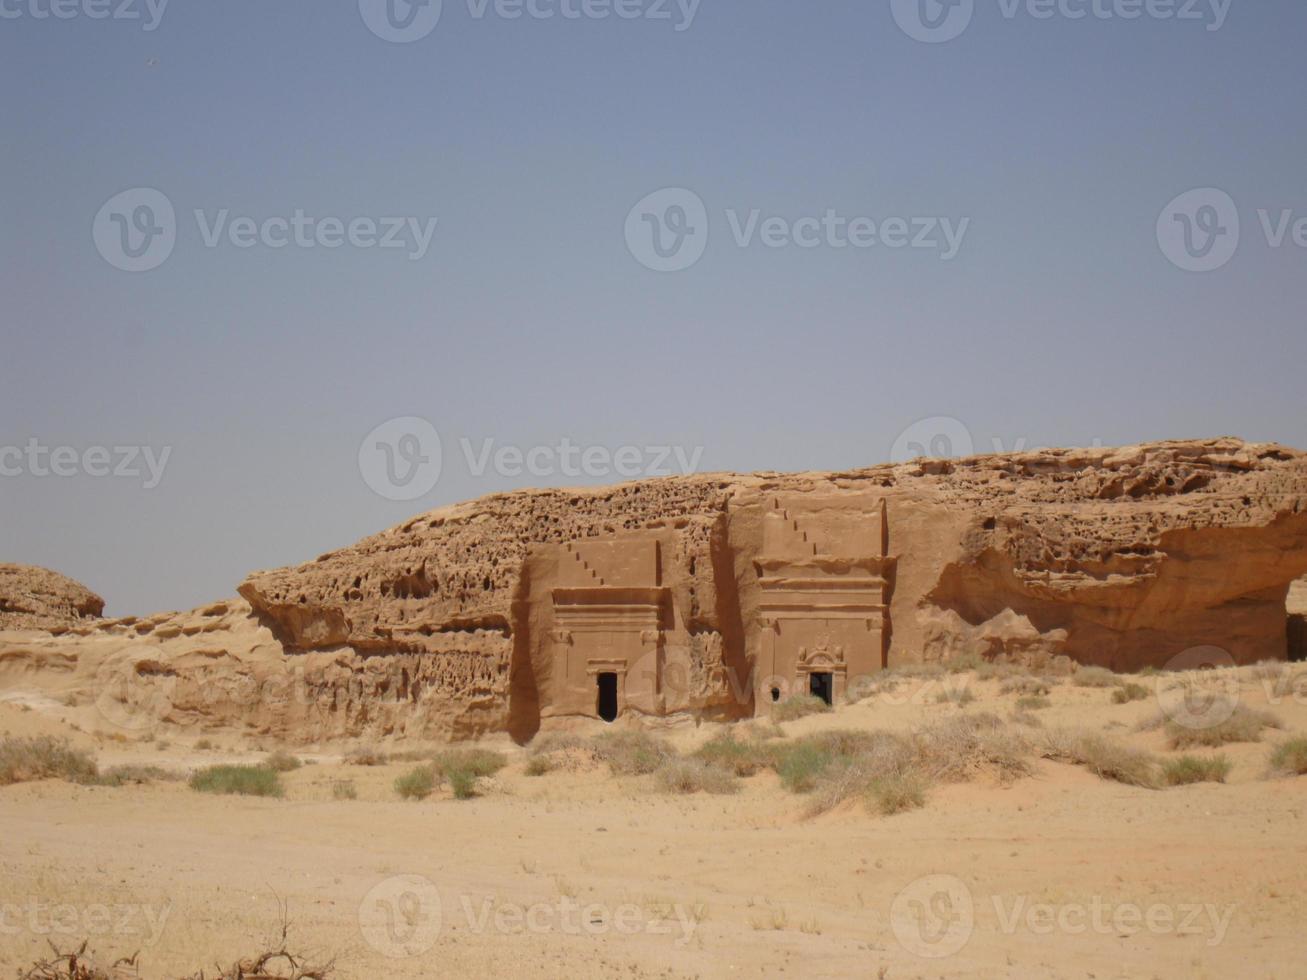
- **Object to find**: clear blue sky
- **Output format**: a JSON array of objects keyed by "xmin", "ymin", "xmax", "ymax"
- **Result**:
[{"xmin": 3, "ymin": 0, "xmax": 1305, "ymax": 615}]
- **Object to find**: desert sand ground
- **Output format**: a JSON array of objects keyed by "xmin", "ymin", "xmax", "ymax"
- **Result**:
[{"xmin": 2, "ymin": 665, "xmax": 1306, "ymax": 979}]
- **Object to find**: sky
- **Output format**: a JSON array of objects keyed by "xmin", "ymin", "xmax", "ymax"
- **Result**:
[{"xmin": 2, "ymin": 0, "xmax": 1304, "ymax": 616}]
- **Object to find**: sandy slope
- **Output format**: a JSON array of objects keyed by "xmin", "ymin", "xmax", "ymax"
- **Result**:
[{"xmin": 2, "ymin": 668, "xmax": 1306, "ymax": 979}]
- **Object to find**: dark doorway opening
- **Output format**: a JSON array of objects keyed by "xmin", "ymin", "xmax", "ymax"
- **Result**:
[
  {"xmin": 1289, "ymin": 614, "xmax": 1307, "ymax": 663},
  {"xmin": 770, "ymin": 687, "xmax": 781, "ymax": 703},
  {"xmin": 809, "ymin": 672, "xmax": 833, "ymax": 706},
  {"xmin": 596, "ymin": 672, "xmax": 619, "ymax": 722}
]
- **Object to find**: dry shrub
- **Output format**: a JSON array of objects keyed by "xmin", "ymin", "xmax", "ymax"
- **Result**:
[
  {"xmin": 934, "ymin": 687, "xmax": 976, "ymax": 706},
  {"xmin": 1073, "ymin": 666, "xmax": 1121, "ymax": 688},
  {"xmin": 97, "ymin": 765, "xmax": 182, "ymax": 787},
  {"xmin": 1165, "ymin": 703, "xmax": 1283, "ymax": 749},
  {"xmin": 694, "ymin": 732, "xmax": 775, "ymax": 776},
  {"xmin": 1016, "ymin": 695, "xmax": 1051, "ymax": 711},
  {"xmin": 1162, "ymin": 755, "xmax": 1232, "ymax": 786},
  {"xmin": 654, "ymin": 758, "xmax": 741, "ymax": 795},
  {"xmin": 1001, "ymin": 676, "xmax": 1051, "ymax": 697},
  {"xmin": 793, "ymin": 716, "xmax": 1030, "ymax": 817},
  {"xmin": 1010, "ymin": 710, "xmax": 1044, "ymax": 728},
  {"xmin": 0, "ymin": 736, "xmax": 98, "ymax": 786},
  {"xmin": 263, "ymin": 751, "xmax": 303, "ymax": 773},
  {"xmin": 345, "ymin": 747, "xmax": 387, "ymax": 766},
  {"xmin": 771, "ymin": 694, "xmax": 831, "ymax": 722},
  {"xmin": 592, "ymin": 731, "xmax": 675, "ymax": 775},
  {"xmin": 432, "ymin": 748, "xmax": 506, "ymax": 779},
  {"xmin": 17, "ymin": 941, "xmax": 136, "ymax": 979},
  {"xmin": 912, "ymin": 713, "xmax": 1031, "ymax": 783},
  {"xmin": 182, "ymin": 919, "xmax": 334, "ymax": 979},
  {"xmin": 1269, "ymin": 737, "xmax": 1307, "ymax": 776},
  {"xmin": 331, "ymin": 780, "xmax": 358, "ymax": 800},
  {"xmin": 526, "ymin": 733, "xmax": 599, "ymax": 774},
  {"xmin": 1111, "ymin": 683, "xmax": 1151, "ymax": 704},
  {"xmin": 866, "ymin": 774, "xmax": 928, "ymax": 816},
  {"xmin": 1248, "ymin": 660, "xmax": 1285, "ymax": 681},
  {"xmin": 1041, "ymin": 729, "xmax": 1160, "ymax": 788}
]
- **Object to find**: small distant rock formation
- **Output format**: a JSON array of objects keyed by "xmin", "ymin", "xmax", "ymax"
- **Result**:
[
  {"xmin": 3, "ymin": 438, "xmax": 1307, "ymax": 743},
  {"xmin": 0, "ymin": 564, "xmax": 103, "ymax": 631}
]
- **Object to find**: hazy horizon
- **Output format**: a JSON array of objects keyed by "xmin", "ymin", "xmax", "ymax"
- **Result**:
[{"xmin": 4, "ymin": 1, "xmax": 1305, "ymax": 616}]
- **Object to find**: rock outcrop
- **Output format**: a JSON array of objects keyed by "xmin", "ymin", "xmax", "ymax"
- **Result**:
[
  {"xmin": 4, "ymin": 438, "xmax": 1307, "ymax": 744},
  {"xmin": 0, "ymin": 564, "xmax": 103, "ymax": 631}
]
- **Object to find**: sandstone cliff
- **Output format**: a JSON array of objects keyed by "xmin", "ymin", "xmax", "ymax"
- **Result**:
[
  {"xmin": 0, "ymin": 564, "xmax": 104, "ymax": 631},
  {"xmin": 3, "ymin": 438, "xmax": 1306, "ymax": 744}
]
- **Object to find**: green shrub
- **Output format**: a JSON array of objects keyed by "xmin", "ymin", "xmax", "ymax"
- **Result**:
[
  {"xmin": 654, "ymin": 758, "xmax": 741, "ymax": 795},
  {"xmin": 592, "ymin": 731, "xmax": 675, "ymax": 776},
  {"xmin": 447, "ymin": 768, "xmax": 479, "ymax": 800},
  {"xmin": 771, "ymin": 694, "xmax": 832, "ymax": 722},
  {"xmin": 1112, "ymin": 683, "xmax": 1151, "ymax": 704},
  {"xmin": 1165, "ymin": 704, "xmax": 1283, "ymax": 749},
  {"xmin": 0, "ymin": 736, "xmax": 98, "ymax": 786},
  {"xmin": 1269, "ymin": 737, "xmax": 1307, "ymax": 776},
  {"xmin": 263, "ymin": 750, "xmax": 303, "ymax": 772},
  {"xmin": 394, "ymin": 765, "xmax": 437, "ymax": 801},
  {"xmin": 1074, "ymin": 667, "xmax": 1121, "ymax": 688},
  {"xmin": 189, "ymin": 764, "xmax": 283, "ymax": 797},
  {"xmin": 1041, "ymin": 730, "xmax": 1159, "ymax": 788},
  {"xmin": 775, "ymin": 730, "xmax": 907, "ymax": 798},
  {"xmin": 1162, "ymin": 755, "xmax": 1232, "ymax": 786},
  {"xmin": 332, "ymin": 780, "xmax": 358, "ymax": 800},
  {"xmin": 866, "ymin": 774, "xmax": 927, "ymax": 816},
  {"xmin": 943, "ymin": 654, "xmax": 985, "ymax": 674}
]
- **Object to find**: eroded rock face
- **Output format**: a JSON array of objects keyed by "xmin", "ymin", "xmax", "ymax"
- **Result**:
[
  {"xmin": 4, "ymin": 438, "xmax": 1307, "ymax": 743},
  {"xmin": 0, "ymin": 564, "xmax": 104, "ymax": 631}
]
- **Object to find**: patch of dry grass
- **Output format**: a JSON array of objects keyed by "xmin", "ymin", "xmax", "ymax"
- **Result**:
[
  {"xmin": 1001, "ymin": 676, "xmax": 1052, "ymax": 696},
  {"xmin": 1041, "ymin": 729, "xmax": 1160, "ymax": 788},
  {"xmin": 592, "ymin": 731, "xmax": 675, "ymax": 776},
  {"xmin": 0, "ymin": 736, "xmax": 98, "ymax": 786},
  {"xmin": 654, "ymin": 758, "xmax": 741, "ymax": 795},
  {"xmin": 1073, "ymin": 666, "xmax": 1121, "ymax": 688},
  {"xmin": 771, "ymin": 694, "xmax": 832, "ymax": 721},
  {"xmin": 1111, "ymin": 683, "xmax": 1151, "ymax": 704},
  {"xmin": 263, "ymin": 750, "xmax": 302, "ymax": 773},
  {"xmin": 1165, "ymin": 703, "xmax": 1283, "ymax": 749}
]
